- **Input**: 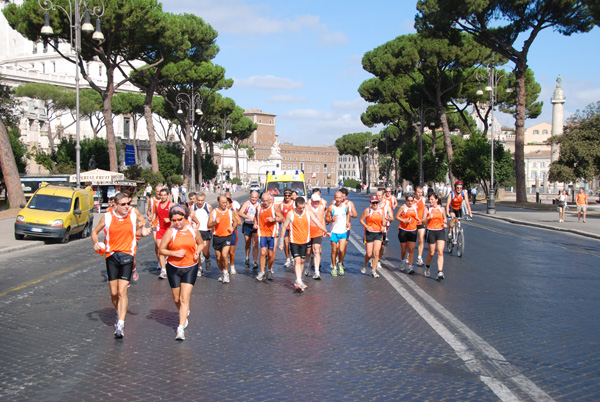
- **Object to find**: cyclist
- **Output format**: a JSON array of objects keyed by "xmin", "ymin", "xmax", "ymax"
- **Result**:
[{"xmin": 446, "ymin": 181, "xmax": 472, "ymax": 242}]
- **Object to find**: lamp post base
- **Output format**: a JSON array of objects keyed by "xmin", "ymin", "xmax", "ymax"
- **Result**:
[{"xmin": 486, "ymin": 196, "xmax": 496, "ymax": 214}]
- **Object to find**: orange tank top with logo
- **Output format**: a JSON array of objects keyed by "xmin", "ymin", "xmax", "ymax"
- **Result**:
[
  {"xmin": 366, "ymin": 207, "xmax": 384, "ymax": 233},
  {"xmin": 212, "ymin": 208, "xmax": 232, "ymax": 237},
  {"xmin": 257, "ymin": 204, "xmax": 278, "ymax": 237},
  {"xmin": 450, "ymin": 190, "xmax": 465, "ymax": 210},
  {"xmin": 279, "ymin": 201, "xmax": 295, "ymax": 230},
  {"xmin": 104, "ymin": 209, "xmax": 137, "ymax": 257},
  {"xmin": 309, "ymin": 203, "xmax": 326, "ymax": 238},
  {"xmin": 167, "ymin": 226, "xmax": 198, "ymax": 268},
  {"xmin": 150, "ymin": 197, "xmax": 160, "ymax": 227},
  {"xmin": 289, "ymin": 209, "xmax": 311, "ymax": 244},
  {"xmin": 415, "ymin": 197, "xmax": 426, "ymax": 222},
  {"xmin": 399, "ymin": 204, "xmax": 419, "ymax": 231},
  {"xmin": 426, "ymin": 205, "xmax": 445, "ymax": 230}
]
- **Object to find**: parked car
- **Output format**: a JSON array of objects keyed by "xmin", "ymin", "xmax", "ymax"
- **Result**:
[
  {"xmin": 14, "ymin": 184, "xmax": 95, "ymax": 244},
  {"xmin": 249, "ymin": 182, "xmax": 261, "ymax": 192}
]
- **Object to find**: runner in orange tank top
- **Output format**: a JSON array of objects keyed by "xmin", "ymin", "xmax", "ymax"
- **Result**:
[
  {"xmin": 414, "ymin": 186, "xmax": 427, "ymax": 266},
  {"xmin": 576, "ymin": 187, "xmax": 588, "ymax": 223},
  {"xmin": 422, "ymin": 193, "xmax": 447, "ymax": 281},
  {"xmin": 360, "ymin": 195, "xmax": 386, "ymax": 278},
  {"xmin": 151, "ymin": 188, "xmax": 172, "ymax": 279},
  {"xmin": 395, "ymin": 194, "xmax": 420, "ymax": 274},
  {"xmin": 279, "ymin": 197, "xmax": 329, "ymax": 292},
  {"xmin": 254, "ymin": 193, "xmax": 283, "ymax": 281},
  {"xmin": 376, "ymin": 188, "xmax": 394, "ymax": 270},
  {"xmin": 278, "ymin": 188, "xmax": 296, "ymax": 268},
  {"xmin": 159, "ymin": 204, "xmax": 202, "ymax": 341},
  {"xmin": 304, "ymin": 193, "xmax": 327, "ymax": 280},
  {"xmin": 92, "ymin": 192, "xmax": 151, "ymax": 339},
  {"xmin": 207, "ymin": 195, "xmax": 241, "ymax": 284}
]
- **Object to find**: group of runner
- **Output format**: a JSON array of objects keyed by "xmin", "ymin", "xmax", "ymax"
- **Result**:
[{"xmin": 93, "ymin": 181, "xmax": 471, "ymax": 341}]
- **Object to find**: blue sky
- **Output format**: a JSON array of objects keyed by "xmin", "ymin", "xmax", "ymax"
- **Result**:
[{"xmin": 162, "ymin": 0, "xmax": 600, "ymax": 146}]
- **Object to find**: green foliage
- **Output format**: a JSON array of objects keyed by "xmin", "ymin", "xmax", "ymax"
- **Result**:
[
  {"xmin": 343, "ymin": 179, "xmax": 361, "ymax": 189},
  {"xmin": 549, "ymin": 101, "xmax": 600, "ymax": 182},
  {"xmin": 335, "ymin": 132, "xmax": 371, "ymax": 157},
  {"xmin": 230, "ymin": 177, "xmax": 242, "ymax": 185},
  {"xmin": 201, "ymin": 154, "xmax": 218, "ymax": 181},
  {"xmin": 153, "ymin": 143, "xmax": 182, "ymax": 178},
  {"xmin": 240, "ymin": 144, "xmax": 255, "ymax": 158},
  {"xmin": 398, "ymin": 134, "xmax": 448, "ymax": 185},
  {"xmin": 450, "ymin": 132, "xmax": 515, "ymax": 196},
  {"xmin": 33, "ymin": 137, "xmax": 115, "ymax": 173},
  {"xmin": 140, "ymin": 169, "xmax": 164, "ymax": 187},
  {"xmin": 122, "ymin": 164, "xmax": 144, "ymax": 180},
  {"xmin": 166, "ymin": 174, "xmax": 183, "ymax": 187}
]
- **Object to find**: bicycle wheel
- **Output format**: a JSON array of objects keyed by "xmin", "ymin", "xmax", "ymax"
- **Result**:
[{"xmin": 456, "ymin": 228, "xmax": 464, "ymax": 257}]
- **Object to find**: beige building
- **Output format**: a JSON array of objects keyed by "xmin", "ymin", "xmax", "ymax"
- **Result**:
[{"xmin": 243, "ymin": 109, "xmax": 277, "ymax": 162}]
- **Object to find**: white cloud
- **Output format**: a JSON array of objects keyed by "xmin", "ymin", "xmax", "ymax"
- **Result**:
[
  {"xmin": 267, "ymin": 95, "xmax": 307, "ymax": 103},
  {"xmin": 163, "ymin": 0, "xmax": 347, "ymax": 45},
  {"xmin": 331, "ymin": 98, "xmax": 368, "ymax": 112},
  {"xmin": 233, "ymin": 75, "xmax": 304, "ymax": 90}
]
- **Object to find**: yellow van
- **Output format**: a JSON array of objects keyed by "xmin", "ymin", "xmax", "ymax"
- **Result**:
[
  {"xmin": 265, "ymin": 170, "xmax": 307, "ymax": 204},
  {"xmin": 14, "ymin": 184, "xmax": 95, "ymax": 243}
]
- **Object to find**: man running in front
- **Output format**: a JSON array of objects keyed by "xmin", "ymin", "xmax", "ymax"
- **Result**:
[
  {"xmin": 238, "ymin": 191, "xmax": 260, "ymax": 271},
  {"xmin": 279, "ymin": 197, "xmax": 329, "ymax": 292},
  {"xmin": 304, "ymin": 193, "xmax": 327, "ymax": 280},
  {"xmin": 255, "ymin": 193, "xmax": 283, "ymax": 281}
]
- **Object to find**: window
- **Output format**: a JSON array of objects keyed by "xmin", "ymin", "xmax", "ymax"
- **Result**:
[
  {"xmin": 533, "ymin": 130, "xmax": 539, "ymax": 135},
  {"xmin": 269, "ymin": 132, "xmax": 272, "ymax": 136},
  {"xmin": 308, "ymin": 157, "xmax": 311, "ymax": 161},
  {"xmin": 259, "ymin": 131, "xmax": 262, "ymax": 136},
  {"xmin": 99, "ymin": 65, "xmax": 103, "ymax": 77},
  {"xmin": 307, "ymin": 165, "xmax": 312, "ymax": 173},
  {"xmin": 294, "ymin": 157, "xmax": 297, "ymax": 161},
  {"xmin": 300, "ymin": 157, "xmax": 304, "ymax": 161},
  {"xmin": 259, "ymin": 118, "xmax": 262, "ymax": 123},
  {"xmin": 123, "ymin": 117, "xmax": 130, "ymax": 139},
  {"xmin": 532, "ymin": 162, "xmax": 537, "ymax": 168},
  {"xmin": 531, "ymin": 171, "xmax": 537, "ymax": 179},
  {"xmin": 542, "ymin": 130, "xmax": 548, "ymax": 135},
  {"xmin": 293, "ymin": 164, "xmax": 297, "ymax": 169},
  {"xmin": 316, "ymin": 158, "xmax": 319, "ymax": 162},
  {"xmin": 259, "ymin": 140, "xmax": 262, "ymax": 144},
  {"xmin": 32, "ymin": 43, "xmax": 37, "ymax": 54},
  {"xmin": 269, "ymin": 119, "xmax": 272, "ymax": 124},
  {"xmin": 316, "ymin": 165, "xmax": 320, "ymax": 172},
  {"xmin": 541, "ymin": 162, "xmax": 546, "ymax": 168},
  {"xmin": 269, "ymin": 141, "xmax": 272, "ymax": 145}
]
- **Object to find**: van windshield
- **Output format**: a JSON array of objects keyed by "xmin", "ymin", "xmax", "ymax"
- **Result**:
[
  {"xmin": 28, "ymin": 194, "xmax": 72, "ymax": 212},
  {"xmin": 267, "ymin": 181, "xmax": 306, "ymax": 197}
]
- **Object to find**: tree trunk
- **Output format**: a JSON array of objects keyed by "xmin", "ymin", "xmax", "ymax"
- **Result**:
[
  {"xmin": 0, "ymin": 120, "xmax": 25, "ymax": 208},
  {"xmin": 234, "ymin": 142, "xmax": 240, "ymax": 179},
  {"xmin": 438, "ymin": 109, "xmax": 455, "ymax": 183},
  {"xmin": 133, "ymin": 116, "xmax": 139, "ymax": 164},
  {"xmin": 514, "ymin": 64, "xmax": 527, "ymax": 202},
  {"xmin": 143, "ymin": 88, "xmax": 159, "ymax": 172},
  {"xmin": 196, "ymin": 137, "xmax": 203, "ymax": 187},
  {"xmin": 46, "ymin": 117, "xmax": 55, "ymax": 151}
]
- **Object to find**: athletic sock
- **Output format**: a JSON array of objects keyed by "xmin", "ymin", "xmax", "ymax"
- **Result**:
[{"xmin": 117, "ymin": 320, "xmax": 124, "ymax": 327}]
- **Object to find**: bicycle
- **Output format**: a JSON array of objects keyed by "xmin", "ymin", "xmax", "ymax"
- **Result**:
[{"xmin": 446, "ymin": 215, "xmax": 471, "ymax": 257}]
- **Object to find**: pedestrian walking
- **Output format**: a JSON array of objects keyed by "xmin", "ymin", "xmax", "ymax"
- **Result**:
[
  {"xmin": 158, "ymin": 205, "xmax": 202, "ymax": 341},
  {"xmin": 556, "ymin": 190, "xmax": 568, "ymax": 222},
  {"xmin": 91, "ymin": 192, "xmax": 151, "ymax": 339},
  {"xmin": 576, "ymin": 187, "xmax": 588, "ymax": 223}
]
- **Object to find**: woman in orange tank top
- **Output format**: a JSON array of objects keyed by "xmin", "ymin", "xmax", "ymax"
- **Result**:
[
  {"xmin": 159, "ymin": 204, "xmax": 202, "ymax": 341},
  {"xmin": 422, "ymin": 193, "xmax": 447, "ymax": 281},
  {"xmin": 395, "ymin": 194, "xmax": 420, "ymax": 274},
  {"xmin": 359, "ymin": 196, "xmax": 385, "ymax": 278}
]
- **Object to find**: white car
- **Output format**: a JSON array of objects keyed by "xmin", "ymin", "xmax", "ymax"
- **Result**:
[{"xmin": 249, "ymin": 182, "xmax": 261, "ymax": 192}]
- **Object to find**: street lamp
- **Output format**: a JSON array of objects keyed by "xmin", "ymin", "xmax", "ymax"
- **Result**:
[
  {"xmin": 212, "ymin": 114, "xmax": 232, "ymax": 182},
  {"xmin": 39, "ymin": 0, "xmax": 105, "ymax": 187},
  {"xmin": 476, "ymin": 57, "xmax": 513, "ymax": 215},
  {"xmin": 176, "ymin": 91, "xmax": 203, "ymax": 192}
]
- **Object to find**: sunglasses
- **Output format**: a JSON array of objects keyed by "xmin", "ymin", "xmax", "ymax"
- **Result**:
[
  {"xmin": 371, "ymin": 201, "xmax": 379, "ymax": 204},
  {"xmin": 171, "ymin": 217, "xmax": 185, "ymax": 222},
  {"xmin": 406, "ymin": 199, "xmax": 414, "ymax": 202},
  {"xmin": 385, "ymin": 191, "xmax": 391, "ymax": 193},
  {"xmin": 284, "ymin": 194, "xmax": 292, "ymax": 197},
  {"xmin": 118, "ymin": 202, "xmax": 131, "ymax": 206}
]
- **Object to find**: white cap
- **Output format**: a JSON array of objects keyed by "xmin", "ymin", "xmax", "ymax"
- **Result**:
[{"xmin": 311, "ymin": 193, "xmax": 321, "ymax": 201}]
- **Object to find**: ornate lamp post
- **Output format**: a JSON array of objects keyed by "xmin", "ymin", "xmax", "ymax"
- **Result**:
[
  {"xmin": 476, "ymin": 58, "xmax": 513, "ymax": 214},
  {"xmin": 212, "ymin": 114, "xmax": 232, "ymax": 182},
  {"xmin": 39, "ymin": 0, "xmax": 105, "ymax": 187},
  {"xmin": 412, "ymin": 105, "xmax": 436, "ymax": 187},
  {"xmin": 176, "ymin": 91, "xmax": 203, "ymax": 191}
]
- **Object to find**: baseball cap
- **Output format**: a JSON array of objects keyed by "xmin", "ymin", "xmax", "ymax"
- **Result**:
[
  {"xmin": 370, "ymin": 195, "xmax": 379, "ymax": 203},
  {"xmin": 311, "ymin": 193, "xmax": 321, "ymax": 201}
]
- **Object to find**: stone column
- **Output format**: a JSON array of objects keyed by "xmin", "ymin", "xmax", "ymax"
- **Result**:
[{"xmin": 550, "ymin": 75, "xmax": 566, "ymax": 163}]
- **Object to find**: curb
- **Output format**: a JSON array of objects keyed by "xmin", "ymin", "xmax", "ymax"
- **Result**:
[
  {"xmin": 472, "ymin": 211, "xmax": 600, "ymax": 240},
  {"xmin": 0, "ymin": 241, "xmax": 46, "ymax": 255}
]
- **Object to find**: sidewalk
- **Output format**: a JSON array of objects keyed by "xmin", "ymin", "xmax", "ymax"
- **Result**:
[
  {"xmin": 470, "ymin": 201, "xmax": 600, "ymax": 240},
  {"xmin": 0, "ymin": 189, "xmax": 248, "ymax": 255}
]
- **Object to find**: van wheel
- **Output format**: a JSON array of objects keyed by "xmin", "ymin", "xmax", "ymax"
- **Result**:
[
  {"xmin": 80, "ymin": 224, "xmax": 90, "ymax": 239},
  {"xmin": 60, "ymin": 228, "xmax": 71, "ymax": 244},
  {"xmin": 15, "ymin": 233, "xmax": 24, "ymax": 240}
]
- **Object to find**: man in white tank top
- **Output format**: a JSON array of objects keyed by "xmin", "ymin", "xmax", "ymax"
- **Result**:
[
  {"xmin": 194, "ymin": 192, "xmax": 212, "ymax": 274},
  {"xmin": 326, "ymin": 191, "xmax": 351, "ymax": 276}
]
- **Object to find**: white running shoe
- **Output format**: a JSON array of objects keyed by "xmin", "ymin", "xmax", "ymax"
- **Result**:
[
  {"xmin": 437, "ymin": 271, "xmax": 444, "ymax": 280},
  {"xmin": 377, "ymin": 262, "xmax": 382, "ymax": 270},
  {"xmin": 407, "ymin": 265, "xmax": 415, "ymax": 275},
  {"xmin": 256, "ymin": 271, "xmax": 265, "ymax": 281},
  {"xmin": 284, "ymin": 258, "xmax": 292, "ymax": 268},
  {"xmin": 158, "ymin": 269, "xmax": 167, "ymax": 279},
  {"xmin": 303, "ymin": 267, "xmax": 311, "ymax": 277},
  {"xmin": 361, "ymin": 265, "xmax": 367, "ymax": 274},
  {"xmin": 175, "ymin": 327, "xmax": 185, "ymax": 341},
  {"xmin": 416, "ymin": 256, "xmax": 424, "ymax": 266},
  {"xmin": 218, "ymin": 274, "xmax": 223, "ymax": 282},
  {"xmin": 223, "ymin": 271, "xmax": 230, "ymax": 284},
  {"xmin": 131, "ymin": 268, "xmax": 139, "ymax": 282},
  {"xmin": 312, "ymin": 271, "xmax": 321, "ymax": 280},
  {"xmin": 205, "ymin": 259, "xmax": 212, "ymax": 272},
  {"xmin": 197, "ymin": 268, "xmax": 203, "ymax": 277},
  {"xmin": 424, "ymin": 267, "xmax": 430, "ymax": 277},
  {"xmin": 114, "ymin": 322, "xmax": 124, "ymax": 339},
  {"xmin": 266, "ymin": 270, "xmax": 274, "ymax": 281},
  {"xmin": 399, "ymin": 261, "xmax": 405, "ymax": 272},
  {"xmin": 230, "ymin": 265, "xmax": 237, "ymax": 275},
  {"xmin": 371, "ymin": 271, "xmax": 380, "ymax": 278}
]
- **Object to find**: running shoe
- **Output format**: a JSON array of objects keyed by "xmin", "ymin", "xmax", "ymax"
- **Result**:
[
  {"xmin": 416, "ymin": 256, "xmax": 424, "ymax": 266},
  {"xmin": 266, "ymin": 270, "xmax": 274, "ymax": 281},
  {"xmin": 245, "ymin": 259, "xmax": 250, "ymax": 268},
  {"xmin": 303, "ymin": 266, "xmax": 311, "ymax": 277},
  {"xmin": 131, "ymin": 268, "xmax": 139, "ymax": 282},
  {"xmin": 218, "ymin": 274, "xmax": 223, "ymax": 282},
  {"xmin": 256, "ymin": 271, "xmax": 265, "ymax": 281},
  {"xmin": 294, "ymin": 279, "xmax": 304, "ymax": 292},
  {"xmin": 377, "ymin": 261, "xmax": 382, "ymax": 270},
  {"xmin": 371, "ymin": 271, "xmax": 380, "ymax": 278},
  {"xmin": 252, "ymin": 262, "xmax": 258, "ymax": 271},
  {"xmin": 361, "ymin": 265, "xmax": 367, "ymax": 274},
  {"xmin": 158, "ymin": 269, "xmax": 167, "ymax": 279},
  {"xmin": 338, "ymin": 263, "xmax": 345, "ymax": 275},
  {"xmin": 313, "ymin": 271, "xmax": 321, "ymax": 280},
  {"xmin": 175, "ymin": 327, "xmax": 185, "ymax": 341},
  {"xmin": 223, "ymin": 271, "xmax": 230, "ymax": 284},
  {"xmin": 205, "ymin": 259, "xmax": 212, "ymax": 272},
  {"xmin": 331, "ymin": 266, "xmax": 338, "ymax": 277},
  {"xmin": 284, "ymin": 258, "xmax": 292, "ymax": 268},
  {"xmin": 407, "ymin": 265, "xmax": 415, "ymax": 275},
  {"xmin": 114, "ymin": 323, "xmax": 124, "ymax": 339},
  {"xmin": 230, "ymin": 265, "xmax": 237, "ymax": 275},
  {"xmin": 197, "ymin": 268, "xmax": 203, "ymax": 277},
  {"xmin": 399, "ymin": 261, "xmax": 405, "ymax": 272},
  {"xmin": 437, "ymin": 271, "xmax": 444, "ymax": 280},
  {"xmin": 424, "ymin": 267, "xmax": 430, "ymax": 277},
  {"xmin": 404, "ymin": 259, "xmax": 409, "ymax": 266}
]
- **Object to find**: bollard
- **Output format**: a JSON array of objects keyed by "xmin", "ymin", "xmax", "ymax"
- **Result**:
[
  {"xmin": 536, "ymin": 192, "xmax": 540, "ymax": 203},
  {"xmin": 137, "ymin": 195, "xmax": 147, "ymax": 214}
]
